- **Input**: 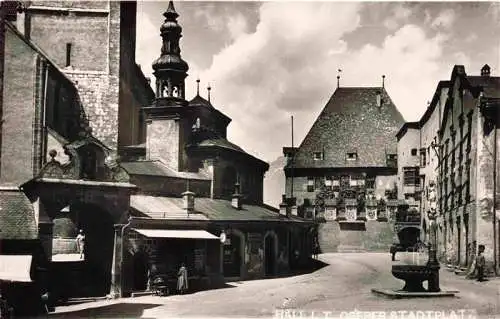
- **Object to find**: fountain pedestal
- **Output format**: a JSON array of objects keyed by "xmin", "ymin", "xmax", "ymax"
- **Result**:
[{"xmin": 372, "ymin": 185, "xmax": 458, "ymax": 298}]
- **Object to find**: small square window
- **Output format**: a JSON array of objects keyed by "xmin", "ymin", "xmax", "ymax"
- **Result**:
[
  {"xmin": 411, "ymin": 148, "xmax": 418, "ymax": 156},
  {"xmin": 313, "ymin": 152, "xmax": 323, "ymax": 160},
  {"xmin": 307, "ymin": 177, "xmax": 314, "ymax": 192},
  {"xmin": 347, "ymin": 152, "xmax": 357, "ymax": 160}
]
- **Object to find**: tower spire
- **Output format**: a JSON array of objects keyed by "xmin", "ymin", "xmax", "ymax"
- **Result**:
[{"xmin": 152, "ymin": 1, "xmax": 189, "ymax": 100}]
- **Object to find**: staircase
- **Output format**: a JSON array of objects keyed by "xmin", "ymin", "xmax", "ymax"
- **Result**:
[{"xmin": 318, "ymin": 221, "xmax": 397, "ymax": 253}]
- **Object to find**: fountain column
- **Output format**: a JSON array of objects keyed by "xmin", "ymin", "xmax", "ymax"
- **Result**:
[{"xmin": 426, "ymin": 182, "xmax": 441, "ymax": 292}]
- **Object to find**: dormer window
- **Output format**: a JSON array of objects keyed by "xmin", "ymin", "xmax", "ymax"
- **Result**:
[
  {"xmin": 313, "ymin": 152, "xmax": 324, "ymax": 160},
  {"xmin": 386, "ymin": 154, "xmax": 397, "ymax": 168},
  {"xmin": 346, "ymin": 152, "xmax": 358, "ymax": 161}
]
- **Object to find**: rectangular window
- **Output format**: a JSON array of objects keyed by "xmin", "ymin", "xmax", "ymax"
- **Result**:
[
  {"xmin": 332, "ymin": 179, "xmax": 340, "ymax": 187},
  {"xmin": 411, "ymin": 148, "xmax": 418, "ymax": 156},
  {"xmin": 386, "ymin": 154, "xmax": 397, "ymax": 167},
  {"xmin": 325, "ymin": 177, "xmax": 332, "ymax": 187},
  {"xmin": 346, "ymin": 152, "xmax": 357, "ymax": 161},
  {"xmin": 66, "ymin": 43, "xmax": 72, "ymax": 67},
  {"xmin": 366, "ymin": 178, "xmax": 375, "ymax": 189},
  {"xmin": 307, "ymin": 177, "xmax": 314, "ymax": 192},
  {"xmin": 315, "ymin": 177, "xmax": 324, "ymax": 190},
  {"xmin": 420, "ymin": 149, "xmax": 426, "ymax": 167},
  {"xmin": 350, "ymin": 178, "xmax": 357, "ymax": 186},
  {"xmin": 313, "ymin": 152, "xmax": 323, "ymax": 160},
  {"xmin": 403, "ymin": 167, "xmax": 419, "ymax": 186}
]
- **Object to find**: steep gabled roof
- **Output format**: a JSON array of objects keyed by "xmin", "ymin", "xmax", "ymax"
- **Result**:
[{"xmin": 289, "ymin": 87, "xmax": 405, "ymax": 169}]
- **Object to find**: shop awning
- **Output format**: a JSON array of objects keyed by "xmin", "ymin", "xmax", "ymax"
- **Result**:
[
  {"xmin": 0, "ymin": 255, "xmax": 32, "ymax": 282},
  {"xmin": 133, "ymin": 229, "xmax": 219, "ymax": 240}
]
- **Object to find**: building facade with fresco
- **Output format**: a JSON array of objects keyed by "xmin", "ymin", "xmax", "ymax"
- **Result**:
[
  {"xmin": 0, "ymin": 0, "xmax": 315, "ymax": 309},
  {"xmin": 397, "ymin": 64, "xmax": 500, "ymax": 275},
  {"xmin": 283, "ymin": 80, "xmax": 405, "ymax": 253}
]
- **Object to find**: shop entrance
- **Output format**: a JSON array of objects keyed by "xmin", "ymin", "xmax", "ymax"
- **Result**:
[
  {"xmin": 264, "ymin": 234, "xmax": 276, "ymax": 276},
  {"xmin": 223, "ymin": 234, "xmax": 242, "ymax": 277}
]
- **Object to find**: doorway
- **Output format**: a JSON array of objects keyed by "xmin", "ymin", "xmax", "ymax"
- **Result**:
[
  {"xmin": 223, "ymin": 234, "xmax": 242, "ymax": 277},
  {"xmin": 265, "ymin": 234, "xmax": 276, "ymax": 276},
  {"xmin": 132, "ymin": 252, "xmax": 149, "ymax": 291}
]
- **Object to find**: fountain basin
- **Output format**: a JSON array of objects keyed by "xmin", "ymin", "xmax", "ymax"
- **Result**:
[{"xmin": 392, "ymin": 265, "xmax": 433, "ymax": 292}]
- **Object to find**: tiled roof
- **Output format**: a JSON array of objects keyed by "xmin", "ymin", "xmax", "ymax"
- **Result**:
[
  {"xmin": 189, "ymin": 95, "xmax": 213, "ymax": 108},
  {"xmin": 130, "ymin": 195, "xmax": 209, "ymax": 220},
  {"xmin": 0, "ymin": 188, "xmax": 37, "ymax": 240},
  {"xmin": 121, "ymin": 161, "xmax": 211, "ymax": 180},
  {"xmin": 196, "ymin": 138, "xmax": 245, "ymax": 153},
  {"xmin": 289, "ymin": 87, "xmax": 404, "ymax": 169},
  {"xmin": 130, "ymin": 195, "xmax": 306, "ymax": 223},
  {"xmin": 193, "ymin": 138, "xmax": 269, "ymax": 169},
  {"xmin": 467, "ymin": 76, "xmax": 500, "ymax": 99}
]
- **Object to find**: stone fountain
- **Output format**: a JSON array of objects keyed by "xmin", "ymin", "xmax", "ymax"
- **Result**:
[{"xmin": 372, "ymin": 182, "xmax": 458, "ymax": 298}]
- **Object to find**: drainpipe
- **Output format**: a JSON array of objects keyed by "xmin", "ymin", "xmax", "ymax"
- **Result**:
[
  {"xmin": 493, "ymin": 123, "xmax": 498, "ymax": 275},
  {"xmin": 119, "ymin": 216, "xmax": 132, "ymax": 298}
]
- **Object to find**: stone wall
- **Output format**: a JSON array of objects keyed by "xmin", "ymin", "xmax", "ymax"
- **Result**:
[
  {"xmin": 24, "ymin": 1, "xmax": 131, "ymax": 151},
  {"xmin": 146, "ymin": 119, "xmax": 181, "ymax": 170},
  {"xmin": 318, "ymin": 220, "xmax": 396, "ymax": 253},
  {"xmin": 0, "ymin": 26, "xmax": 37, "ymax": 184}
]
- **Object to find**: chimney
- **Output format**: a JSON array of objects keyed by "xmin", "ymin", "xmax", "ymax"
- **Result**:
[
  {"xmin": 182, "ymin": 180, "xmax": 195, "ymax": 213},
  {"xmin": 231, "ymin": 182, "xmax": 242, "ymax": 210},
  {"xmin": 279, "ymin": 195, "xmax": 288, "ymax": 216},
  {"xmin": 289, "ymin": 197, "xmax": 298, "ymax": 217},
  {"xmin": 376, "ymin": 90, "xmax": 382, "ymax": 107},
  {"xmin": 481, "ymin": 64, "xmax": 491, "ymax": 77}
]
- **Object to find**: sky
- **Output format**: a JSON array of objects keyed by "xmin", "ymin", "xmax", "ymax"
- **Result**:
[{"xmin": 135, "ymin": 1, "xmax": 500, "ymax": 163}]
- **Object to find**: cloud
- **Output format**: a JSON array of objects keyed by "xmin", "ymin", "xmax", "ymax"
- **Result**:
[
  {"xmin": 227, "ymin": 13, "xmax": 248, "ymax": 40},
  {"xmin": 135, "ymin": 2, "xmax": 476, "ymax": 162},
  {"xmin": 192, "ymin": 2, "xmax": 453, "ymax": 161},
  {"xmin": 383, "ymin": 4, "xmax": 412, "ymax": 30},
  {"xmin": 431, "ymin": 9, "xmax": 456, "ymax": 29}
]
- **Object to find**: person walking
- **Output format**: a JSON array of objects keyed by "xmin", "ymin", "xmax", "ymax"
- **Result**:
[
  {"xmin": 76, "ymin": 229, "xmax": 85, "ymax": 259},
  {"xmin": 177, "ymin": 263, "xmax": 188, "ymax": 294},
  {"xmin": 476, "ymin": 244, "xmax": 486, "ymax": 282}
]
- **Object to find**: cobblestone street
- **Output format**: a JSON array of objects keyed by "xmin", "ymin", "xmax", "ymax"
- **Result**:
[{"xmin": 49, "ymin": 253, "xmax": 500, "ymax": 319}]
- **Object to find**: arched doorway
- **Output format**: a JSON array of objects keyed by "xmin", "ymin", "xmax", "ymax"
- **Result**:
[
  {"xmin": 264, "ymin": 231, "xmax": 278, "ymax": 277},
  {"xmin": 132, "ymin": 251, "xmax": 149, "ymax": 291},
  {"xmin": 63, "ymin": 202, "xmax": 115, "ymax": 296},
  {"xmin": 397, "ymin": 227, "xmax": 421, "ymax": 249}
]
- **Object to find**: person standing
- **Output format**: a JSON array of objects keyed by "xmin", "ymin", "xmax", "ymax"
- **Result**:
[
  {"xmin": 177, "ymin": 263, "xmax": 188, "ymax": 294},
  {"xmin": 476, "ymin": 244, "xmax": 486, "ymax": 282},
  {"xmin": 76, "ymin": 229, "xmax": 85, "ymax": 259}
]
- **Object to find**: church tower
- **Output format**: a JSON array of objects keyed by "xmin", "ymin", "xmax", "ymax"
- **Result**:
[
  {"xmin": 143, "ymin": 1, "xmax": 191, "ymax": 171},
  {"xmin": 152, "ymin": 1, "xmax": 189, "ymax": 99}
]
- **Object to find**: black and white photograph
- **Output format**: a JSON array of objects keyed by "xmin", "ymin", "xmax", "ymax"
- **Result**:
[{"xmin": 0, "ymin": 0, "xmax": 499, "ymax": 317}]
